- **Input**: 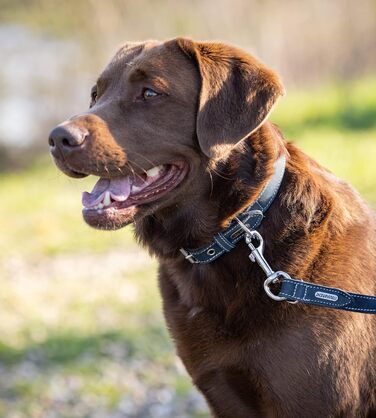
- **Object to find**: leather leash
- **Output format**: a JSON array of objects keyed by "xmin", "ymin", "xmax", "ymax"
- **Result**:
[{"xmin": 180, "ymin": 155, "xmax": 376, "ymax": 314}]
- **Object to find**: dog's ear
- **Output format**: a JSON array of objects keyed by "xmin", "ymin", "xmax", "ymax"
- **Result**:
[{"xmin": 177, "ymin": 38, "xmax": 285, "ymax": 159}]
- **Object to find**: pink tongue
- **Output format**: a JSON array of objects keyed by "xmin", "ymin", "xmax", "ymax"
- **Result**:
[{"xmin": 82, "ymin": 177, "xmax": 132, "ymax": 208}]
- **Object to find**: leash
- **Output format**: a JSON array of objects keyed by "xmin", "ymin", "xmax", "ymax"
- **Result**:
[
  {"xmin": 236, "ymin": 219, "xmax": 376, "ymax": 314},
  {"xmin": 180, "ymin": 156, "xmax": 376, "ymax": 314}
]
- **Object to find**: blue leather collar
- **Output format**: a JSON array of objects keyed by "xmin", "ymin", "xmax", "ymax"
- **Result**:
[{"xmin": 180, "ymin": 154, "xmax": 286, "ymax": 264}]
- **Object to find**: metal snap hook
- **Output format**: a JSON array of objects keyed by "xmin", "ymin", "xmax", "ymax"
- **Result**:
[
  {"xmin": 263, "ymin": 271, "xmax": 291, "ymax": 301},
  {"xmin": 245, "ymin": 230, "xmax": 264, "ymax": 258}
]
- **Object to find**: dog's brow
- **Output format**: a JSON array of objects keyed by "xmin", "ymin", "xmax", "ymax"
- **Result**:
[
  {"xmin": 128, "ymin": 68, "xmax": 148, "ymax": 82},
  {"xmin": 96, "ymin": 77, "xmax": 109, "ymax": 91}
]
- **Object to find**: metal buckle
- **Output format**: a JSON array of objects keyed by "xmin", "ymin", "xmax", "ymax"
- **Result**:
[
  {"xmin": 235, "ymin": 216, "xmax": 254, "ymax": 235},
  {"xmin": 179, "ymin": 248, "xmax": 198, "ymax": 264},
  {"xmin": 230, "ymin": 226, "xmax": 245, "ymax": 240}
]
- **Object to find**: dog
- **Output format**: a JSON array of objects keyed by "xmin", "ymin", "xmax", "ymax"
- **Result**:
[{"xmin": 49, "ymin": 38, "xmax": 376, "ymax": 417}]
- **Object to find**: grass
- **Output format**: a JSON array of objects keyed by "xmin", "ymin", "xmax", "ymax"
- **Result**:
[
  {"xmin": 272, "ymin": 76, "xmax": 376, "ymax": 207},
  {"xmin": 273, "ymin": 77, "xmax": 376, "ymax": 136},
  {"xmin": 0, "ymin": 77, "xmax": 375, "ymax": 417},
  {"xmin": 0, "ymin": 160, "xmax": 136, "ymax": 258}
]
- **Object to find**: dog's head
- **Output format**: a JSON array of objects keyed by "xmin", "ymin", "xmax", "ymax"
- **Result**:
[{"xmin": 49, "ymin": 38, "xmax": 284, "ymax": 230}]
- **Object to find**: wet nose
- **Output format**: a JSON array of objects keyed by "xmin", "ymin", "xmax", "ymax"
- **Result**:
[{"xmin": 48, "ymin": 124, "xmax": 88, "ymax": 156}]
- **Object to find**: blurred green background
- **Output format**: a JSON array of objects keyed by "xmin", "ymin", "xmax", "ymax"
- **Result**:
[{"xmin": 0, "ymin": 1, "xmax": 375, "ymax": 417}]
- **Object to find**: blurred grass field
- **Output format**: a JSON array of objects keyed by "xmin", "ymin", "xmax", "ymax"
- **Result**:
[{"xmin": 0, "ymin": 78, "xmax": 376, "ymax": 417}]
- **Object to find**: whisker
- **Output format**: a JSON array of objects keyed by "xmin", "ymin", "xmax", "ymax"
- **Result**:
[
  {"xmin": 126, "ymin": 160, "xmax": 145, "ymax": 182},
  {"xmin": 207, "ymin": 168, "xmax": 214, "ymax": 197},
  {"xmin": 129, "ymin": 160, "xmax": 147, "ymax": 175},
  {"xmin": 210, "ymin": 167, "xmax": 233, "ymax": 181},
  {"xmin": 126, "ymin": 161, "xmax": 137, "ymax": 178},
  {"xmin": 127, "ymin": 162, "xmax": 136, "ymax": 176},
  {"xmin": 129, "ymin": 151, "xmax": 159, "ymax": 169}
]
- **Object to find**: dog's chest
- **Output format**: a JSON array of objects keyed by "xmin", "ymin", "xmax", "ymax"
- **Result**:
[{"xmin": 157, "ymin": 260, "xmax": 267, "ymax": 367}]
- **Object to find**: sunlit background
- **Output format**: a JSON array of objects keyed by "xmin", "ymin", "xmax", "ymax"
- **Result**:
[{"xmin": 0, "ymin": 1, "xmax": 376, "ymax": 417}]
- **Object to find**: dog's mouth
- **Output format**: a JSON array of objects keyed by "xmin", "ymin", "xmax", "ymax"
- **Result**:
[{"xmin": 81, "ymin": 162, "xmax": 188, "ymax": 230}]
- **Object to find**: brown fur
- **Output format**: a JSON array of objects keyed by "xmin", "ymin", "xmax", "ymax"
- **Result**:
[{"xmin": 49, "ymin": 38, "xmax": 376, "ymax": 417}]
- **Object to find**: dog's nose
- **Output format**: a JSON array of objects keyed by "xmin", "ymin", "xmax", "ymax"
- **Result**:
[{"xmin": 49, "ymin": 124, "xmax": 88, "ymax": 156}]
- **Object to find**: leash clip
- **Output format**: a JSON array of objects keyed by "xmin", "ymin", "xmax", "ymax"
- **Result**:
[
  {"xmin": 236, "ymin": 218, "xmax": 273, "ymax": 277},
  {"xmin": 245, "ymin": 231, "xmax": 274, "ymax": 278},
  {"xmin": 236, "ymin": 217, "xmax": 297, "ymax": 304}
]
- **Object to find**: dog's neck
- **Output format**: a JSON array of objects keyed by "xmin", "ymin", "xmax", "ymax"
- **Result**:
[
  {"xmin": 134, "ymin": 122, "xmax": 337, "ymax": 318},
  {"xmin": 135, "ymin": 122, "xmax": 288, "ymax": 256}
]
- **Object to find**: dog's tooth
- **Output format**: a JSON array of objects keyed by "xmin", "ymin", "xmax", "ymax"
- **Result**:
[
  {"xmin": 103, "ymin": 191, "xmax": 111, "ymax": 206},
  {"xmin": 98, "ymin": 203, "xmax": 104, "ymax": 209},
  {"xmin": 132, "ymin": 185, "xmax": 141, "ymax": 192},
  {"xmin": 146, "ymin": 166, "xmax": 162, "ymax": 178}
]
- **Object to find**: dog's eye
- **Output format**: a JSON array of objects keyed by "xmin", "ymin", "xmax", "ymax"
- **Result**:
[
  {"xmin": 142, "ymin": 88, "xmax": 159, "ymax": 100},
  {"xmin": 90, "ymin": 86, "xmax": 98, "ymax": 104}
]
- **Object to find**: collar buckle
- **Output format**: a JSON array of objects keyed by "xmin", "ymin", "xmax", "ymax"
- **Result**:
[{"xmin": 179, "ymin": 248, "xmax": 198, "ymax": 264}]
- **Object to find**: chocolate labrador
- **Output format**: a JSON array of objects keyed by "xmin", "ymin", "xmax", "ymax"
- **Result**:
[{"xmin": 49, "ymin": 38, "xmax": 376, "ymax": 417}]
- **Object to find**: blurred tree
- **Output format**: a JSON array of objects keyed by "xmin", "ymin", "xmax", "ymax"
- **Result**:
[{"xmin": 0, "ymin": 0, "xmax": 375, "ymax": 166}]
